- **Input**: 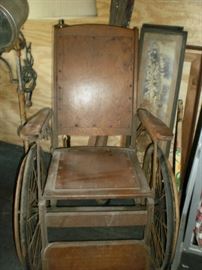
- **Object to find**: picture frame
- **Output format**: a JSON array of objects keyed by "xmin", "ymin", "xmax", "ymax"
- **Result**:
[
  {"xmin": 138, "ymin": 24, "xmax": 187, "ymax": 136},
  {"xmin": 178, "ymin": 45, "xmax": 202, "ymax": 188}
]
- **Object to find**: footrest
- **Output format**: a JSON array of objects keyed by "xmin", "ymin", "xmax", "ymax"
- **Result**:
[{"xmin": 43, "ymin": 240, "xmax": 151, "ymax": 270}]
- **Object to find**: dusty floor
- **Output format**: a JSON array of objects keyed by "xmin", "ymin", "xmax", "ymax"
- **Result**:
[{"xmin": 0, "ymin": 141, "xmax": 24, "ymax": 270}]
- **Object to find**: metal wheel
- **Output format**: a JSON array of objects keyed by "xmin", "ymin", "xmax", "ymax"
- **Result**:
[
  {"xmin": 14, "ymin": 154, "xmax": 27, "ymax": 263},
  {"xmin": 14, "ymin": 144, "xmax": 47, "ymax": 270},
  {"xmin": 143, "ymin": 144, "xmax": 179, "ymax": 270}
]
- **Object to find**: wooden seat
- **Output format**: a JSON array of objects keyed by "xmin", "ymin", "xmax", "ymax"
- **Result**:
[{"xmin": 44, "ymin": 147, "xmax": 151, "ymax": 200}]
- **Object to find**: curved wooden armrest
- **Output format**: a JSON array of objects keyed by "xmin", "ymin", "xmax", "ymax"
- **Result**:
[
  {"xmin": 137, "ymin": 108, "xmax": 173, "ymax": 142},
  {"xmin": 19, "ymin": 108, "xmax": 53, "ymax": 140}
]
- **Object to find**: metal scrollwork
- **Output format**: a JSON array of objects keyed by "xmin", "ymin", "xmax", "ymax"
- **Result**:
[
  {"xmin": 0, "ymin": 31, "xmax": 37, "ymax": 108},
  {"xmin": 21, "ymin": 42, "xmax": 37, "ymax": 107}
]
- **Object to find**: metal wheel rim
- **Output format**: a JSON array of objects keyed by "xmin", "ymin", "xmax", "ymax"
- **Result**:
[
  {"xmin": 143, "ymin": 144, "xmax": 176, "ymax": 269},
  {"xmin": 13, "ymin": 155, "xmax": 27, "ymax": 263},
  {"xmin": 20, "ymin": 144, "xmax": 42, "ymax": 270}
]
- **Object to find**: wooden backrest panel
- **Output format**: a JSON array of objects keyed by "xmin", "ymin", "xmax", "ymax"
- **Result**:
[{"xmin": 54, "ymin": 24, "xmax": 138, "ymax": 136}]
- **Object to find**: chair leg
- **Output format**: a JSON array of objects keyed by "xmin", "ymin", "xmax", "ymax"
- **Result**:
[
  {"xmin": 39, "ymin": 200, "xmax": 48, "ymax": 251},
  {"xmin": 144, "ymin": 197, "xmax": 154, "ymax": 246}
]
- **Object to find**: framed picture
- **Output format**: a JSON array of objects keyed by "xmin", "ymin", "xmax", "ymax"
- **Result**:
[{"xmin": 138, "ymin": 24, "xmax": 187, "ymax": 133}]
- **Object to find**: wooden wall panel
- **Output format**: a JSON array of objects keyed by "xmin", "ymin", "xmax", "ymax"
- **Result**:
[
  {"xmin": 0, "ymin": 0, "xmax": 201, "ymax": 146},
  {"xmin": 130, "ymin": 0, "xmax": 202, "ymax": 46}
]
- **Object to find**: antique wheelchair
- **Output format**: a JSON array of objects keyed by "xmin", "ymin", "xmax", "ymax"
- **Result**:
[{"xmin": 13, "ymin": 24, "xmax": 178, "ymax": 270}]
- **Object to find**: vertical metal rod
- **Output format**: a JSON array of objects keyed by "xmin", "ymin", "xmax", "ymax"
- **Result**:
[
  {"xmin": 144, "ymin": 197, "xmax": 154, "ymax": 245},
  {"xmin": 36, "ymin": 142, "xmax": 42, "ymax": 200},
  {"xmin": 16, "ymin": 46, "xmax": 29, "ymax": 151},
  {"xmin": 152, "ymin": 140, "xmax": 158, "ymax": 191},
  {"xmin": 16, "ymin": 49, "xmax": 27, "ymax": 124},
  {"xmin": 37, "ymin": 142, "xmax": 48, "ymax": 252},
  {"xmin": 39, "ymin": 200, "xmax": 48, "ymax": 251}
]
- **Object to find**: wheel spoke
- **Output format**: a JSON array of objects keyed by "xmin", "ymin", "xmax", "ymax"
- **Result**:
[
  {"xmin": 33, "ymin": 229, "xmax": 42, "ymax": 268},
  {"xmin": 151, "ymin": 223, "xmax": 165, "ymax": 264},
  {"xmin": 154, "ymin": 214, "xmax": 167, "ymax": 240},
  {"xmin": 27, "ymin": 212, "xmax": 38, "ymax": 223},
  {"xmin": 28, "ymin": 222, "xmax": 41, "ymax": 265}
]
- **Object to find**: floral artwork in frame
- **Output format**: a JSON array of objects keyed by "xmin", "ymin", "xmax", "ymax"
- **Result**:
[{"xmin": 138, "ymin": 24, "xmax": 187, "ymax": 131}]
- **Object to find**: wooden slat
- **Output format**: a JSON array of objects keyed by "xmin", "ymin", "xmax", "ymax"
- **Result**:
[
  {"xmin": 109, "ymin": 0, "xmax": 135, "ymax": 27},
  {"xmin": 48, "ymin": 205, "xmax": 145, "ymax": 212},
  {"xmin": 46, "ymin": 210, "xmax": 148, "ymax": 227},
  {"xmin": 88, "ymin": 135, "xmax": 108, "ymax": 146},
  {"xmin": 43, "ymin": 240, "xmax": 150, "ymax": 270},
  {"xmin": 186, "ymin": 45, "xmax": 202, "ymax": 51},
  {"xmin": 181, "ymin": 51, "xmax": 202, "ymax": 187}
]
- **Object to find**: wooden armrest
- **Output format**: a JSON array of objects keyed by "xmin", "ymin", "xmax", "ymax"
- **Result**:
[
  {"xmin": 137, "ymin": 108, "xmax": 173, "ymax": 142},
  {"xmin": 19, "ymin": 108, "xmax": 53, "ymax": 140}
]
